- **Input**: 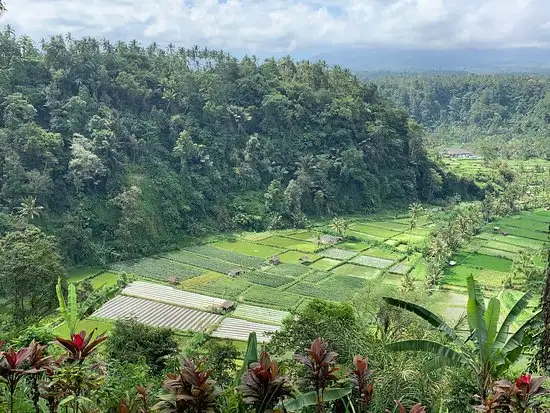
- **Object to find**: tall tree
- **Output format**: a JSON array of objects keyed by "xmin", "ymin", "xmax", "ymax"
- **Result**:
[{"xmin": 0, "ymin": 226, "xmax": 65, "ymax": 323}]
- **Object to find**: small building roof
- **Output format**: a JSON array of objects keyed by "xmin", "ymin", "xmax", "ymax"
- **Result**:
[{"xmin": 445, "ymin": 148, "xmax": 475, "ymax": 156}]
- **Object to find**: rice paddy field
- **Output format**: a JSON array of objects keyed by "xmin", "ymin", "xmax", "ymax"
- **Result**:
[
  {"xmin": 442, "ymin": 209, "xmax": 550, "ymax": 291},
  {"xmin": 69, "ymin": 194, "xmax": 549, "ymax": 341}
]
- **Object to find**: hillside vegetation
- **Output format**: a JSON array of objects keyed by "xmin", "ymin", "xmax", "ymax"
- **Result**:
[
  {"xmin": 0, "ymin": 30, "xmax": 473, "ymax": 266},
  {"xmin": 372, "ymin": 73, "xmax": 550, "ymax": 158}
]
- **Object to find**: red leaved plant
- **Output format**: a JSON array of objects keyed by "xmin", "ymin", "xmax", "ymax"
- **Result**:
[
  {"xmin": 55, "ymin": 329, "xmax": 107, "ymax": 362},
  {"xmin": 0, "ymin": 345, "xmax": 32, "ymax": 413},
  {"xmin": 26, "ymin": 340, "xmax": 55, "ymax": 413},
  {"xmin": 236, "ymin": 351, "xmax": 292, "ymax": 413},
  {"xmin": 294, "ymin": 338, "xmax": 339, "ymax": 412},
  {"xmin": 387, "ymin": 400, "xmax": 426, "ymax": 413},
  {"xmin": 350, "ymin": 355, "xmax": 374, "ymax": 411},
  {"xmin": 492, "ymin": 374, "xmax": 549, "ymax": 412},
  {"xmin": 154, "ymin": 357, "xmax": 220, "ymax": 413}
]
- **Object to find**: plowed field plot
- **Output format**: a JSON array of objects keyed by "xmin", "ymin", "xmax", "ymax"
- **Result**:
[
  {"xmin": 92, "ymin": 295, "xmax": 222, "ymax": 332},
  {"xmin": 232, "ymin": 304, "xmax": 290, "ymax": 325},
  {"xmin": 389, "ymin": 262, "xmax": 412, "ymax": 275},
  {"xmin": 211, "ymin": 317, "xmax": 280, "ymax": 343},
  {"xmin": 111, "ymin": 257, "xmax": 202, "ymax": 282},
  {"xmin": 319, "ymin": 248, "xmax": 357, "ymax": 260},
  {"xmin": 122, "ymin": 281, "xmax": 227, "ymax": 311},
  {"xmin": 350, "ymin": 255, "xmax": 394, "ymax": 269},
  {"xmin": 184, "ymin": 245, "xmax": 264, "ymax": 268}
]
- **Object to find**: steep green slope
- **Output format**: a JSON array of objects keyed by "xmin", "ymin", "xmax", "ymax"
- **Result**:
[{"xmin": 0, "ymin": 31, "xmax": 473, "ymax": 265}]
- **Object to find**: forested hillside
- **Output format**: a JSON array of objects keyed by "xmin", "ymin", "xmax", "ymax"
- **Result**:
[
  {"xmin": 372, "ymin": 73, "xmax": 550, "ymax": 158},
  {"xmin": 0, "ymin": 30, "xmax": 470, "ymax": 266}
]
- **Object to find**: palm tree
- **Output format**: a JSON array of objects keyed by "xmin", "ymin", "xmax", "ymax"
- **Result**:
[
  {"xmin": 15, "ymin": 196, "xmax": 44, "ymax": 222},
  {"xmin": 330, "ymin": 217, "xmax": 351, "ymax": 238},
  {"xmin": 384, "ymin": 275, "xmax": 538, "ymax": 398},
  {"xmin": 408, "ymin": 203, "xmax": 423, "ymax": 244}
]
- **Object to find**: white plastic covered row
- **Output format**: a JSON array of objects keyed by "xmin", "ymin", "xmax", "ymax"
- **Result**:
[
  {"xmin": 122, "ymin": 281, "xmax": 227, "ymax": 311},
  {"xmin": 231, "ymin": 304, "xmax": 290, "ymax": 325},
  {"xmin": 91, "ymin": 295, "xmax": 222, "ymax": 332},
  {"xmin": 211, "ymin": 317, "xmax": 280, "ymax": 343}
]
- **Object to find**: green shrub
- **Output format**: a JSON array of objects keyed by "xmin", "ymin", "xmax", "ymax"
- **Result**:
[{"xmin": 107, "ymin": 319, "xmax": 179, "ymax": 375}]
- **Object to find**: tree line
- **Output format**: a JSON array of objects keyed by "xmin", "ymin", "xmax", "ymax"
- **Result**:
[{"xmin": 370, "ymin": 73, "xmax": 550, "ymax": 158}]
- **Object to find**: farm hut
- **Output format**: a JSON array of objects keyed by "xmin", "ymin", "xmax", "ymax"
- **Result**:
[
  {"xmin": 443, "ymin": 148, "xmax": 478, "ymax": 159},
  {"xmin": 269, "ymin": 256, "xmax": 281, "ymax": 265},
  {"xmin": 449, "ymin": 260, "xmax": 457, "ymax": 267},
  {"xmin": 167, "ymin": 276, "xmax": 179, "ymax": 285},
  {"xmin": 220, "ymin": 301, "xmax": 235, "ymax": 311},
  {"xmin": 493, "ymin": 226, "xmax": 500, "ymax": 233},
  {"xmin": 299, "ymin": 255, "xmax": 313, "ymax": 265},
  {"xmin": 228, "ymin": 268, "xmax": 243, "ymax": 277}
]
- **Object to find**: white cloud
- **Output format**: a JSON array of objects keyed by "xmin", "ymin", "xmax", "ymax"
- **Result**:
[{"xmin": 2, "ymin": 0, "xmax": 550, "ymax": 54}]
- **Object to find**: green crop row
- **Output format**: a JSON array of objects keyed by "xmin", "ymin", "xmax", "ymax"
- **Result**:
[
  {"xmin": 240, "ymin": 271, "xmax": 294, "ymax": 288},
  {"xmin": 185, "ymin": 244, "xmax": 264, "ymax": 268},
  {"xmin": 163, "ymin": 250, "xmax": 237, "ymax": 274},
  {"xmin": 322, "ymin": 275, "xmax": 368, "ymax": 290},
  {"xmin": 453, "ymin": 252, "xmax": 512, "ymax": 272},
  {"xmin": 243, "ymin": 285, "xmax": 303, "ymax": 311},
  {"xmin": 286, "ymin": 282, "xmax": 356, "ymax": 301},
  {"xmin": 264, "ymin": 263, "xmax": 310, "ymax": 278},
  {"xmin": 186, "ymin": 276, "xmax": 250, "ymax": 300},
  {"xmin": 110, "ymin": 257, "xmax": 202, "ymax": 282}
]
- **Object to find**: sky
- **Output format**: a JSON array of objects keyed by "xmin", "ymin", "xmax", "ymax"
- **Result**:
[{"xmin": 2, "ymin": 0, "xmax": 550, "ymax": 58}]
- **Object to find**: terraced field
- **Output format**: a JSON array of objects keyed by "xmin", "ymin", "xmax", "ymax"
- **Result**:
[
  {"xmin": 443, "ymin": 209, "xmax": 549, "ymax": 290},
  {"xmin": 78, "ymin": 212, "xmax": 441, "ymax": 340}
]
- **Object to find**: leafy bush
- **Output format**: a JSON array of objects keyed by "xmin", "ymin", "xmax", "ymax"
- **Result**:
[{"xmin": 107, "ymin": 319, "xmax": 179, "ymax": 375}]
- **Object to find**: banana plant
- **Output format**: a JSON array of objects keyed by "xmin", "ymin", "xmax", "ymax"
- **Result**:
[
  {"xmin": 384, "ymin": 275, "xmax": 538, "ymax": 398},
  {"xmin": 234, "ymin": 332, "xmax": 258, "ymax": 386},
  {"xmin": 56, "ymin": 278, "xmax": 81, "ymax": 337}
]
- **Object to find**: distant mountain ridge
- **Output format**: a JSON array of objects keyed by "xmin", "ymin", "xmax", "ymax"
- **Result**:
[{"xmin": 311, "ymin": 48, "xmax": 550, "ymax": 73}]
